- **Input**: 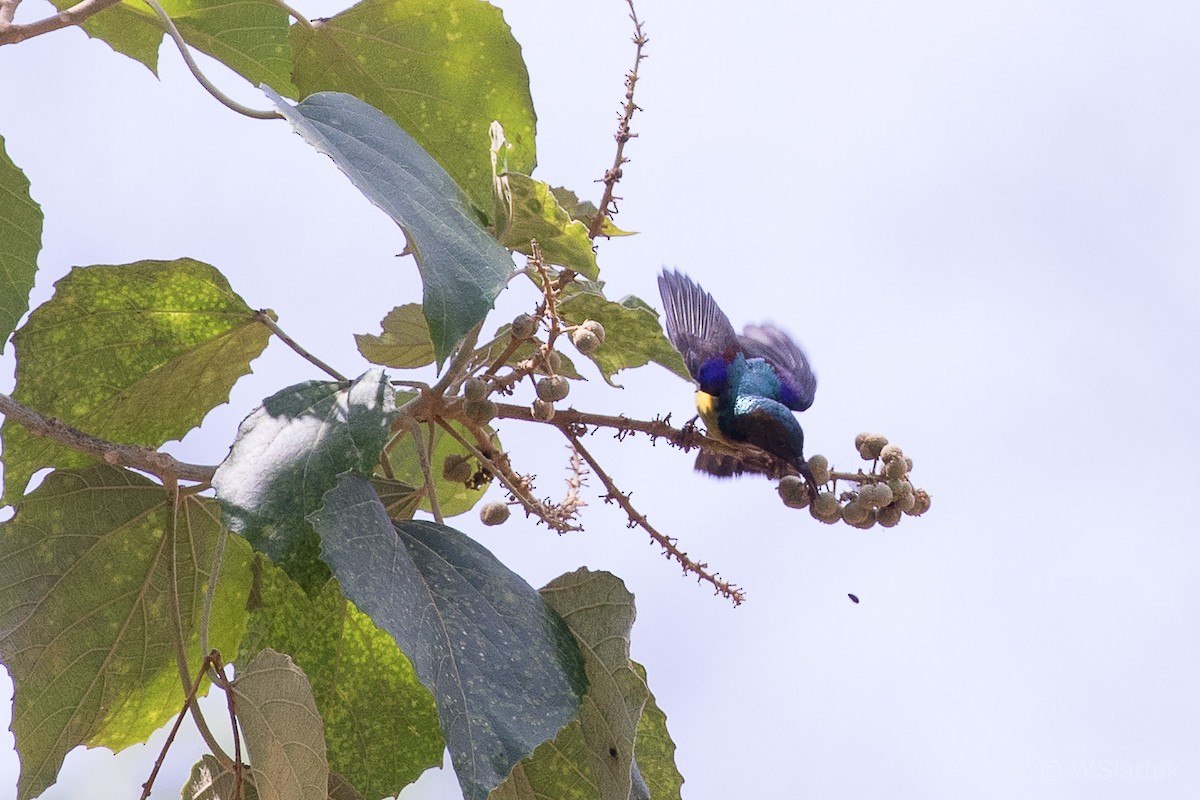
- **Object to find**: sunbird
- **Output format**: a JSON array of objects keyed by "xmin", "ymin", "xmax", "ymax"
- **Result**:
[{"xmin": 657, "ymin": 270, "xmax": 820, "ymax": 496}]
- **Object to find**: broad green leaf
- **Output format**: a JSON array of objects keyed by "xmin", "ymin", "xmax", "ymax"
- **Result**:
[
  {"xmin": 493, "ymin": 569, "xmax": 647, "ymax": 800},
  {"xmin": 385, "ymin": 394, "xmax": 493, "ymax": 517},
  {"xmin": 557, "ymin": 281, "xmax": 689, "ymax": 387},
  {"xmin": 241, "ymin": 559, "xmax": 443, "ymax": 799},
  {"xmin": 0, "ymin": 136, "xmax": 41, "ymax": 352},
  {"xmin": 0, "ymin": 466, "xmax": 252, "ymax": 800},
  {"xmin": 290, "ymin": 0, "xmax": 535, "ymax": 212},
  {"xmin": 267, "ymin": 89, "xmax": 514, "ymax": 366},
  {"xmin": 499, "ymin": 173, "xmax": 599, "ymax": 279},
  {"xmin": 632, "ymin": 661, "xmax": 684, "ymax": 800},
  {"xmin": 472, "ymin": 324, "xmax": 585, "ymax": 381},
  {"xmin": 308, "ymin": 474, "xmax": 587, "ymax": 800},
  {"xmin": 0, "ymin": 259, "xmax": 271, "ymax": 503},
  {"xmin": 212, "ymin": 371, "xmax": 395, "ymax": 593},
  {"xmin": 355, "ymin": 303, "xmax": 435, "ymax": 369},
  {"xmin": 232, "ymin": 649, "xmax": 329, "ymax": 800},
  {"xmin": 51, "ymin": 0, "xmax": 295, "ymax": 93},
  {"xmin": 549, "ymin": 187, "xmax": 635, "ymax": 238},
  {"xmin": 371, "ymin": 475, "xmax": 425, "ymax": 520}
]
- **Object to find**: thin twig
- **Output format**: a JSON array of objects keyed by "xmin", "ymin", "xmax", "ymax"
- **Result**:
[
  {"xmin": 0, "ymin": 0, "xmax": 20, "ymax": 26},
  {"xmin": 256, "ymin": 310, "xmax": 348, "ymax": 382},
  {"xmin": 140, "ymin": 0, "xmax": 281, "ymax": 120},
  {"xmin": 271, "ymin": 0, "xmax": 311, "ymax": 29},
  {"xmin": 141, "ymin": 651, "xmax": 222, "ymax": 799},
  {"xmin": 563, "ymin": 429, "xmax": 745, "ymax": 605},
  {"xmin": 0, "ymin": 392, "xmax": 216, "ymax": 483},
  {"xmin": 588, "ymin": 0, "xmax": 648, "ymax": 239},
  {"xmin": 406, "ymin": 419, "xmax": 443, "ymax": 523},
  {"xmin": 431, "ymin": 321, "xmax": 483, "ymax": 396},
  {"xmin": 0, "ymin": 0, "xmax": 121, "ymax": 44}
]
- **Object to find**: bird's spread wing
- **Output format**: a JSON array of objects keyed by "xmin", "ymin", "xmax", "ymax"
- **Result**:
[
  {"xmin": 657, "ymin": 270, "xmax": 740, "ymax": 391},
  {"xmin": 739, "ymin": 323, "xmax": 817, "ymax": 412}
]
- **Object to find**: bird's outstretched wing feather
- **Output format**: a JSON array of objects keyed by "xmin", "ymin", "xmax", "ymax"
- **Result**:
[
  {"xmin": 657, "ymin": 270, "xmax": 740, "ymax": 392},
  {"xmin": 739, "ymin": 323, "xmax": 817, "ymax": 411}
]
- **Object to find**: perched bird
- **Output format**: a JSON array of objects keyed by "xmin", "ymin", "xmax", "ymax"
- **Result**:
[{"xmin": 657, "ymin": 270, "xmax": 819, "ymax": 496}]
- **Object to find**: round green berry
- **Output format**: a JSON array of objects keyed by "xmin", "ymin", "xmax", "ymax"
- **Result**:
[
  {"xmin": 536, "ymin": 375, "xmax": 570, "ymax": 402},
  {"xmin": 571, "ymin": 328, "xmax": 601, "ymax": 355},
  {"xmin": 842, "ymin": 501, "xmax": 870, "ymax": 526},
  {"xmin": 858, "ymin": 433, "xmax": 888, "ymax": 460},
  {"xmin": 463, "ymin": 398, "xmax": 497, "ymax": 424},
  {"xmin": 878, "ymin": 506, "xmax": 902, "ymax": 528},
  {"xmin": 442, "ymin": 454, "xmax": 473, "ymax": 483},
  {"xmin": 531, "ymin": 398, "xmax": 556, "ymax": 421},
  {"xmin": 810, "ymin": 492, "xmax": 842, "ymax": 524},
  {"xmin": 849, "ymin": 508, "xmax": 877, "ymax": 530},
  {"xmin": 511, "ymin": 313, "xmax": 537, "ymax": 340},
  {"xmin": 906, "ymin": 489, "xmax": 931, "ymax": 516},
  {"xmin": 580, "ymin": 319, "xmax": 606, "ymax": 344},
  {"xmin": 778, "ymin": 475, "xmax": 810, "ymax": 509},
  {"xmin": 463, "ymin": 377, "xmax": 489, "ymax": 401},
  {"xmin": 879, "ymin": 443, "xmax": 904, "ymax": 463},
  {"xmin": 884, "ymin": 458, "xmax": 908, "ymax": 479},
  {"xmin": 807, "ymin": 454, "xmax": 830, "ymax": 485},
  {"xmin": 480, "ymin": 501, "xmax": 511, "ymax": 526}
]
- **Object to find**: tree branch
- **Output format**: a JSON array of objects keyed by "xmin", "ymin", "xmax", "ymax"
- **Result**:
[
  {"xmin": 256, "ymin": 310, "xmax": 347, "ymax": 382},
  {"xmin": 0, "ymin": 0, "xmax": 122, "ymax": 45},
  {"xmin": 0, "ymin": 392, "xmax": 216, "ymax": 485}
]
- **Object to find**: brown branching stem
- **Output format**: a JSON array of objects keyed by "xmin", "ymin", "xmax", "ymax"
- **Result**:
[
  {"xmin": 564, "ymin": 430, "xmax": 745, "ymax": 605},
  {"xmin": 256, "ymin": 310, "xmax": 347, "ymax": 382},
  {"xmin": 0, "ymin": 392, "xmax": 215, "ymax": 483},
  {"xmin": 0, "ymin": 0, "xmax": 121, "ymax": 44},
  {"xmin": 141, "ymin": 651, "xmax": 225, "ymax": 800},
  {"xmin": 588, "ymin": 0, "xmax": 648, "ymax": 239}
]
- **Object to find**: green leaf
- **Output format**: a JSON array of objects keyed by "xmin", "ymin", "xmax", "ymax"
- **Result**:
[
  {"xmin": 183, "ymin": 754, "xmax": 260, "ymax": 800},
  {"xmin": 371, "ymin": 475, "xmax": 425, "ymax": 520},
  {"xmin": 0, "ymin": 466, "xmax": 253, "ymax": 800},
  {"xmin": 51, "ymin": 0, "xmax": 295, "ymax": 93},
  {"xmin": 492, "ymin": 569, "xmax": 647, "ymax": 800},
  {"xmin": 549, "ymin": 186, "xmax": 635, "ymax": 238},
  {"xmin": 0, "ymin": 259, "xmax": 271, "ymax": 503},
  {"xmin": 631, "ymin": 661, "xmax": 684, "ymax": 800},
  {"xmin": 212, "ymin": 370, "xmax": 395, "ymax": 593},
  {"xmin": 355, "ymin": 303, "xmax": 435, "ymax": 369},
  {"xmin": 557, "ymin": 281, "xmax": 689, "ymax": 387},
  {"xmin": 384, "ymin": 394, "xmax": 493, "ymax": 517},
  {"xmin": 267, "ymin": 89, "xmax": 514, "ymax": 366},
  {"xmin": 241, "ymin": 559, "xmax": 443, "ymax": 799},
  {"xmin": 0, "ymin": 136, "xmax": 41, "ymax": 353},
  {"xmin": 308, "ymin": 474, "xmax": 587, "ymax": 800},
  {"xmin": 290, "ymin": 0, "xmax": 535, "ymax": 213},
  {"xmin": 499, "ymin": 172, "xmax": 599, "ymax": 279},
  {"xmin": 232, "ymin": 649, "xmax": 329, "ymax": 800}
]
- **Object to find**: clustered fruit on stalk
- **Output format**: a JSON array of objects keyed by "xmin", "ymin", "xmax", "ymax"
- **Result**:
[{"xmin": 777, "ymin": 432, "xmax": 931, "ymax": 529}]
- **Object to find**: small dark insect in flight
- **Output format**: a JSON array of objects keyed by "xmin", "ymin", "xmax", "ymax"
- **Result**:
[{"xmin": 848, "ymin": 593, "xmax": 860, "ymax": 604}]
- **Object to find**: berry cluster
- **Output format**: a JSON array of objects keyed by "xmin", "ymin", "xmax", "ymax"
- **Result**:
[{"xmin": 777, "ymin": 433, "xmax": 931, "ymax": 528}]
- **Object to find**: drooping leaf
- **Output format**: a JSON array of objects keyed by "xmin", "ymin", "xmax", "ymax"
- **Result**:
[
  {"xmin": 0, "ymin": 259, "xmax": 271, "ymax": 502},
  {"xmin": 232, "ymin": 649, "xmax": 329, "ymax": 800},
  {"xmin": 384, "ymin": 394, "xmax": 493, "ymax": 517},
  {"xmin": 557, "ymin": 281, "xmax": 689, "ymax": 387},
  {"xmin": 355, "ymin": 303, "xmax": 435, "ymax": 369},
  {"xmin": 50, "ymin": 0, "xmax": 295, "ymax": 93},
  {"xmin": 499, "ymin": 172, "xmax": 599, "ymax": 279},
  {"xmin": 308, "ymin": 474, "xmax": 587, "ymax": 800},
  {"xmin": 241, "ymin": 558, "xmax": 443, "ymax": 799},
  {"xmin": 549, "ymin": 186, "xmax": 635, "ymax": 238},
  {"xmin": 290, "ymin": 0, "xmax": 535, "ymax": 213},
  {"xmin": 183, "ymin": 754, "xmax": 260, "ymax": 800},
  {"xmin": 492, "ymin": 569, "xmax": 646, "ymax": 800},
  {"xmin": 631, "ymin": 661, "xmax": 684, "ymax": 800},
  {"xmin": 0, "ymin": 466, "xmax": 253, "ymax": 800},
  {"xmin": 267, "ymin": 89, "xmax": 514, "ymax": 366},
  {"xmin": 212, "ymin": 370, "xmax": 395, "ymax": 593},
  {"xmin": 0, "ymin": 135, "xmax": 41, "ymax": 353}
]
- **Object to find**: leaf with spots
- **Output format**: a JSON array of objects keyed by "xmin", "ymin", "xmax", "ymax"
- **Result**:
[
  {"xmin": 232, "ymin": 649, "xmax": 329, "ymax": 800},
  {"xmin": 0, "ymin": 466, "xmax": 253, "ymax": 800},
  {"xmin": 0, "ymin": 135, "xmax": 41, "ymax": 353},
  {"xmin": 497, "ymin": 172, "xmax": 599, "ymax": 279},
  {"xmin": 631, "ymin": 661, "xmax": 684, "ymax": 800},
  {"xmin": 308, "ymin": 474, "xmax": 587, "ymax": 800},
  {"xmin": 267, "ymin": 89, "xmax": 514, "ymax": 366},
  {"xmin": 240, "ymin": 558, "xmax": 443, "ymax": 799},
  {"xmin": 290, "ymin": 0, "xmax": 535, "ymax": 214},
  {"xmin": 0, "ymin": 259, "xmax": 271, "ymax": 503}
]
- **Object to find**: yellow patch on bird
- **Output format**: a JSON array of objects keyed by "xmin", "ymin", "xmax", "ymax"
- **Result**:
[{"xmin": 695, "ymin": 391, "xmax": 726, "ymax": 441}]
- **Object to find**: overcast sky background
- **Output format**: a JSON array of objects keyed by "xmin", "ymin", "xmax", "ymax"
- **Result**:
[{"xmin": 1, "ymin": 0, "xmax": 1198, "ymax": 798}]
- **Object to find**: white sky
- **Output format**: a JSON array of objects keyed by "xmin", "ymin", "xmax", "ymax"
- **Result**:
[{"xmin": 1, "ymin": 0, "xmax": 1198, "ymax": 798}]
